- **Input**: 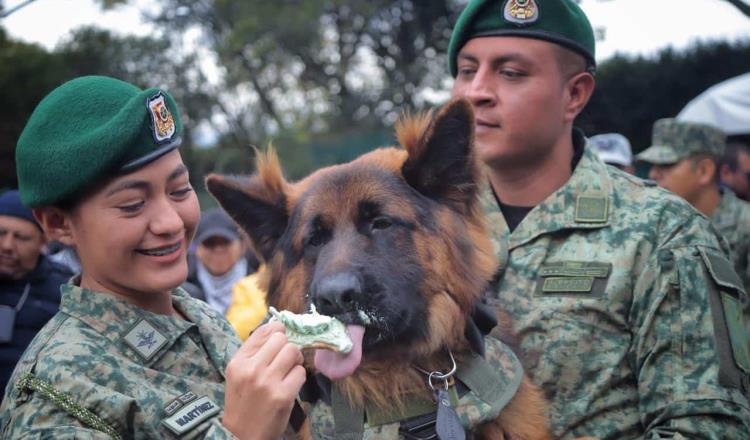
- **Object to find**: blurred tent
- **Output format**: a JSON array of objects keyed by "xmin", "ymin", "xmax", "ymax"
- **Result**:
[{"xmin": 677, "ymin": 72, "xmax": 750, "ymax": 135}]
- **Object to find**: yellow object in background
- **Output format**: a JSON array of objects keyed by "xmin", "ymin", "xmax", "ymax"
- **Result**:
[{"xmin": 225, "ymin": 267, "xmax": 268, "ymax": 340}]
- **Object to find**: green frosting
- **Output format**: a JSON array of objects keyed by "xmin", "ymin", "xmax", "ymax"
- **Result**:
[
  {"xmin": 269, "ymin": 307, "xmax": 353, "ymax": 353},
  {"xmin": 16, "ymin": 75, "xmax": 183, "ymax": 207},
  {"xmin": 447, "ymin": 0, "xmax": 596, "ymax": 77}
]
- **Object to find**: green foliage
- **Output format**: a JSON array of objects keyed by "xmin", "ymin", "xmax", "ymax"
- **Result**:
[
  {"xmin": 0, "ymin": 28, "xmax": 67, "ymax": 189},
  {"xmin": 578, "ymin": 40, "xmax": 750, "ymax": 152}
]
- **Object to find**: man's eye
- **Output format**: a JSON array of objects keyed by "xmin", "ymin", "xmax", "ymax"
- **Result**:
[
  {"xmin": 500, "ymin": 69, "xmax": 524, "ymax": 79},
  {"xmin": 458, "ymin": 67, "xmax": 476, "ymax": 77}
]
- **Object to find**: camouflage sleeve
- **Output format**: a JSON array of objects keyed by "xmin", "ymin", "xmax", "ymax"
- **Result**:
[
  {"xmin": 11, "ymin": 427, "xmax": 112, "ymax": 440},
  {"xmin": 631, "ymin": 228, "xmax": 750, "ymax": 438}
]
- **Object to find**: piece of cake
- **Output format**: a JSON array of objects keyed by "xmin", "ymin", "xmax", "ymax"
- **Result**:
[{"xmin": 268, "ymin": 306, "xmax": 353, "ymax": 353}]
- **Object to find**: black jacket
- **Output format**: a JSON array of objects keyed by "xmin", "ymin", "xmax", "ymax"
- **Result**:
[{"xmin": 1, "ymin": 256, "xmax": 72, "ymax": 391}]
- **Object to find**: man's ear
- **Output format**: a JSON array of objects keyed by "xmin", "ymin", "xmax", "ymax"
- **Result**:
[
  {"xmin": 400, "ymin": 98, "xmax": 478, "ymax": 213},
  {"xmin": 205, "ymin": 151, "xmax": 289, "ymax": 262},
  {"xmin": 695, "ymin": 157, "xmax": 718, "ymax": 186},
  {"xmin": 563, "ymin": 71, "xmax": 595, "ymax": 124},
  {"xmin": 33, "ymin": 207, "xmax": 73, "ymax": 246}
]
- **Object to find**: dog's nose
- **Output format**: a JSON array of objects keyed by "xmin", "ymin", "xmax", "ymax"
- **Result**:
[{"xmin": 313, "ymin": 272, "xmax": 363, "ymax": 315}]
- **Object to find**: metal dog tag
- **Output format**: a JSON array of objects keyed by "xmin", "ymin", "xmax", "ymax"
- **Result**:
[{"xmin": 435, "ymin": 388, "xmax": 465, "ymax": 440}]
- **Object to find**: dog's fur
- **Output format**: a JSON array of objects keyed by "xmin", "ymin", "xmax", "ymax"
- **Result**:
[{"xmin": 207, "ymin": 99, "xmax": 552, "ymax": 439}]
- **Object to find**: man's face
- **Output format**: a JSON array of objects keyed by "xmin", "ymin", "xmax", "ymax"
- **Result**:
[
  {"xmin": 722, "ymin": 150, "xmax": 750, "ymax": 201},
  {"xmin": 0, "ymin": 215, "xmax": 45, "ymax": 280},
  {"xmin": 451, "ymin": 36, "xmax": 571, "ymax": 169},
  {"xmin": 196, "ymin": 235, "xmax": 245, "ymax": 276},
  {"xmin": 648, "ymin": 159, "xmax": 702, "ymax": 204}
]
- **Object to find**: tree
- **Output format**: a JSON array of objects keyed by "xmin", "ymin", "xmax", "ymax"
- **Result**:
[
  {"xmin": 0, "ymin": 28, "xmax": 67, "ymax": 189},
  {"xmin": 0, "ymin": 26, "xmax": 215, "ymax": 190},
  {"xmin": 578, "ymin": 40, "xmax": 750, "ymax": 152}
]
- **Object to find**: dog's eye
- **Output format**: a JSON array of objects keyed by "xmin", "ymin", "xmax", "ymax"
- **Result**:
[
  {"xmin": 372, "ymin": 217, "xmax": 392, "ymax": 230},
  {"xmin": 307, "ymin": 229, "xmax": 330, "ymax": 247}
]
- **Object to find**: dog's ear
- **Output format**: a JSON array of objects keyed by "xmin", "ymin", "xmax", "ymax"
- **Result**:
[
  {"xmin": 400, "ymin": 98, "xmax": 477, "ymax": 212},
  {"xmin": 205, "ymin": 150, "xmax": 289, "ymax": 262}
]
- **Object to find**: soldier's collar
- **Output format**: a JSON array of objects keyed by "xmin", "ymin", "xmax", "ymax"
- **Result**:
[{"xmin": 60, "ymin": 282, "xmax": 197, "ymax": 366}]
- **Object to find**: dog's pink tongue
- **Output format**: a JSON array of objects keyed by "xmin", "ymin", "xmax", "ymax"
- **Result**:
[{"xmin": 314, "ymin": 325, "xmax": 365, "ymax": 381}]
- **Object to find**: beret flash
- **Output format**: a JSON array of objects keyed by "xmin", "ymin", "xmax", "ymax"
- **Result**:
[{"xmin": 16, "ymin": 75, "xmax": 183, "ymax": 207}]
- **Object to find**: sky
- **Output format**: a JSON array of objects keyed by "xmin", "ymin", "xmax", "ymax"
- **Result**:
[{"xmin": 2, "ymin": 0, "xmax": 749, "ymax": 62}]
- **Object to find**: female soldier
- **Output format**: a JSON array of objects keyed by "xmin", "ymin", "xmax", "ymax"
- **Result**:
[{"xmin": 0, "ymin": 76, "xmax": 304, "ymax": 439}]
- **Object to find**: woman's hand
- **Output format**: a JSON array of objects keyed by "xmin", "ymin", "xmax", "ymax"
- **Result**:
[{"xmin": 222, "ymin": 321, "xmax": 306, "ymax": 440}]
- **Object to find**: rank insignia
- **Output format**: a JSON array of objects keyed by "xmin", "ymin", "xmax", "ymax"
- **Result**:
[
  {"xmin": 504, "ymin": 0, "xmax": 539, "ymax": 25},
  {"xmin": 123, "ymin": 319, "xmax": 168, "ymax": 361},
  {"xmin": 147, "ymin": 92, "xmax": 176, "ymax": 144}
]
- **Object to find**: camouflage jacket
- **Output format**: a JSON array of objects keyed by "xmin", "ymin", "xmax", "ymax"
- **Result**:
[
  {"xmin": 711, "ymin": 189, "xmax": 750, "ymax": 290},
  {"xmin": 481, "ymin": 145, "xmax": 750, "ymax": 439},
  {"xmin": 0, "ymin": 281, "xmax": 242, "ymax": 439},
  {"xmin": 307, "ymin": 337, "xmax": 523, "ymax": 439}
]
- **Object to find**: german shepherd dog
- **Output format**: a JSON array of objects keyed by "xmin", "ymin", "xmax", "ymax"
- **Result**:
[{"xmin": 207, "ymin": 99, "xmax": 552, "ymax": 439}]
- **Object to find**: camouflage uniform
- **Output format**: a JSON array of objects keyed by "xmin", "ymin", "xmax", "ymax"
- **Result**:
[
  {"xmin": 0, "ymin": 280, "xmax": 242, "ymax": 439},
  {"xmin": 481, "ymin": 138, "xmax": 750, "ymax": 439},
  {"xmin": 711, "ymin": 190, "xmax": 750, "ymax": 290}
]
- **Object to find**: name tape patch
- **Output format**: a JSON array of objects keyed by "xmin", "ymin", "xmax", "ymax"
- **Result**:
[{"xmin": 162, "ymin": 396, "xmax": 220, "ymax": 435}]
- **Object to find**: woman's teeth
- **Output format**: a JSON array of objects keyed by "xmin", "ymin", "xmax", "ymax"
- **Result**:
[{"xmin": 140, "ymin": 243, "xmax": 180, "ymax": 256}]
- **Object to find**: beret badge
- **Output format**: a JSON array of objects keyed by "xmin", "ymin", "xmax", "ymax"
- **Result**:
[
  {"xmin": 504, "ymin": 0, "xmax": 539, "ymax": 25},
  {"xmin": 147, "ymin": 92, "xmax": 176, "ymax": 144}
]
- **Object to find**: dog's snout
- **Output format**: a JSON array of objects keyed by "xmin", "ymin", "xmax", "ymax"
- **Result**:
[{"xmin": 313, "ymin": 272, "xmax": 363, "ymax": 315}]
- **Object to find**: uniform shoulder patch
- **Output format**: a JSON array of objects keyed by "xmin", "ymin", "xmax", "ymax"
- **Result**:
[{"xmin": 575, "ymin": 195, "xmax": 609, "ymax": 223}]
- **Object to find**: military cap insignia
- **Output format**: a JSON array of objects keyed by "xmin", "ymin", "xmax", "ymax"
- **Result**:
[
  {"xmin": 147, "ymin": 92, "xmax": 176, "ymax": 144},
  {"xmin": 504, "ymin": 0, "xmax": 539, "ymax": 25}
]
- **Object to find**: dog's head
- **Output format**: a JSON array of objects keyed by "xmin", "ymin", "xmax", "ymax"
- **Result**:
[{"xmin": 207, "ymin": 99, "xmax": 497, "ymax": 380}]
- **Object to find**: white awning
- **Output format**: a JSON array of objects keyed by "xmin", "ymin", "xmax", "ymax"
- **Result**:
[{"xmin": 677, "ymin": 72, "xmax": 750, "ymax": 136}]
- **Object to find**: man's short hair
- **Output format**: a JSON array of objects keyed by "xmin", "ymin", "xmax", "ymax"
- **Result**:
[{"xmin": 722, "ymin": 141, "xmax": 750, "ymax": 172}]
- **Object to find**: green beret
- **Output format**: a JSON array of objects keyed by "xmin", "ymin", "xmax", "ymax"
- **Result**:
[
  {"xmin": 448, "ymin": 0, "xmax": 596, "ymax": 77},
  {"xmin": 636, "ymin": 118, "xmax": 726, "ymax": 165},
  {"xmin": 16, "ymin": 75, "xmax": 183, "ymax": 207}
]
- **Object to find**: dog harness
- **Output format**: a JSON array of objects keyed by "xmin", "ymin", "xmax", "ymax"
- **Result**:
[{"xmin": 304, "ymin": 336, "xmax": 524, "ymax": 439}]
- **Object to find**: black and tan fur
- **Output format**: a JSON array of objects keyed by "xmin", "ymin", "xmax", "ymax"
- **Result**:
[{"xmin": 207, "ymin": 99, "xmax": 553, "ymax": 439}]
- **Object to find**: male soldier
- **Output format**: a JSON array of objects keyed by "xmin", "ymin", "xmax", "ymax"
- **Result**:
[
  {"xmin": 638, "ymin": 119, "xmax": 750, "ymax": 289},
  {"xmin": 448, "ymin": 0, "xmax": 750, "ymax": 438},
  {"xmin": 720, "ymin": 140, "xmax": 750, "ymax": 201}
]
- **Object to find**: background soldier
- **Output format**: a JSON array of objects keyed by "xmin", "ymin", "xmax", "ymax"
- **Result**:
[
  {"xmin": 638, "ymin": 119, "xmax": 750, "ymax": 290},
  {"xmin": 720, "ymin": 140, "xmax": 750, "ymax": 202},
  {"xmin": 448, "ymin": 0, "xmax": 750, "ymax": 438}
]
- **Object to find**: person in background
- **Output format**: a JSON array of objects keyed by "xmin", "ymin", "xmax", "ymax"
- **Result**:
[
  {"xmin": 588, "ymin": 132, "xmax": 636, "ymax": 174},
  {"xmin": 184, "ymin": 208, "xmax": 259, "ymax": 315},
  {"xmin": 720, "ymin": 140, "xmax": 750, "ymax": 202},
  {"xmin": 448, "ymin": 0, "xmax": 750, "ymax": 437},
  {"xmin": 638, "ymin": 119, "xmax": 750, "ymax": 289},
  {"xmin": 0, "ymin": 189, "xmax": 72, "ymax": 392}
]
